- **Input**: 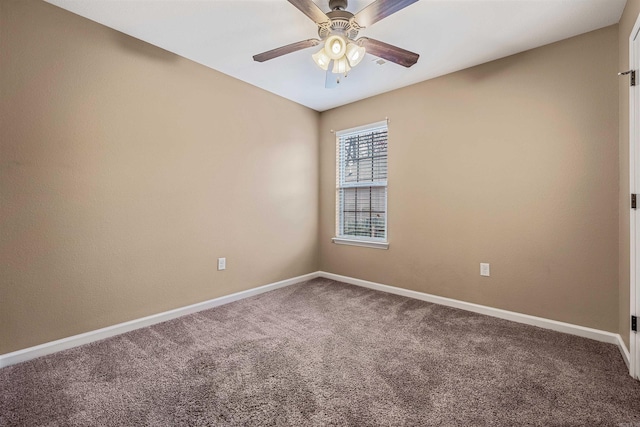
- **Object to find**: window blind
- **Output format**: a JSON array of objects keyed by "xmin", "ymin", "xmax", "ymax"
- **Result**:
[{"xmin": 337, "ymin": 122, "xmax": 388, "ymax": 241}]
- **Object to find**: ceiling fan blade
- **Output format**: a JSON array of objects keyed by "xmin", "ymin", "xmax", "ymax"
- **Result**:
[
  {"xmin": 353, "ymin": 0, "xmax": 419, "ymax": 28},
  {"xmin": 358, "ymin": 37, "xmax": 419, "ymax": 68},
  {"xmin": 253, "ymin": 39, "xmax": 321, "ymax": 62},
  {"xmin": 287, "ymin": 0, "xmax": 331, "ymax": 25}
]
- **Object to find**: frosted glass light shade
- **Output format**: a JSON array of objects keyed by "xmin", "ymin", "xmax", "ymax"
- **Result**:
[
  {"xmin": 345, "ymin": 43, "xmax": 365, "ymax": 67},
  {"xmin": 332, "ymin": 57, "xmax": 351, "ymax": 74},
  {"xmin": 324, "ymin": 35, "xmax": 347, "ymax": 60},
  {"xmin": 312, "ymin": 48, "xmax": 331, "ymax": 70}
]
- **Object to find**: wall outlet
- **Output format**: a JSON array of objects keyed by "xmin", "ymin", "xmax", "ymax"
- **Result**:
[
  {"xmin": 480, "ymin": 263, "xmax": 490, "ymax": 277},
  {"xmin": 218, "ymin": 257, "xmax": 226, "ymax": 271}
]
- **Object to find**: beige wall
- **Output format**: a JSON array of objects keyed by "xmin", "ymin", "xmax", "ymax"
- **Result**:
[
  {"xmin": 0, "ymin": 0, "xmax": 626, "ymax": 356},
  {"xmin": 619, "ymin": 0, "xmax": 640, "ymax": 350},
  {"xmin": 320, "ymin": 26, "xmax": 620, "ymax": 332},
  {"xmin": 0, "ymin": 0, "xmax": 319, "ymax": 354}
]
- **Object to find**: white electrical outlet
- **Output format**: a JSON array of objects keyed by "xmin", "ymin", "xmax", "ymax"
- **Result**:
[
  {"xmin": 480, "ymin": 263, "xmax": 490, "ymax": 277},
  {"xmin": 218, "ymin": 257, "xmax": 226, "ymax": 271}
]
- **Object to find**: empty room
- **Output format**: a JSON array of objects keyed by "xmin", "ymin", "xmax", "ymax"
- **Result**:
[{"xmin": 2, "ymin": 0, "xmax": 640, "ymax": 425}]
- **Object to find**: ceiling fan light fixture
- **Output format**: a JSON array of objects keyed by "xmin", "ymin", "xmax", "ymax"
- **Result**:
[
  {"xmin": 345, "ymin": 43, "xmax": 365, "ymax": 67},
  {"xmin": 324, "ymin": 35, "xmax": 347, "ymax": 60},
  {"xmin": 312, "ymin": 48, "xmax": 331, "ymax": 70},
  {"xmin": 332, "ymin": 56, "xmax": 351, "ymax": 74}
]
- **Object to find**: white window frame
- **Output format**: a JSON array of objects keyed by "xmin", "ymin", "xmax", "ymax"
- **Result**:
[{"xmin": 332, "ymin": 120, "xmax": 389, "ymax": 250}]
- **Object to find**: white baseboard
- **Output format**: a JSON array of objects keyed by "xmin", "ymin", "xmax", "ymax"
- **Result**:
[
  {"xmin": 318, "ymin": 272, "xmax": 628, "ymax": 360},
  {"xmin": 0, "ymin": 272, "xmax": 320, "ymax": 369},
  {"xmin": 617, "ymin": 335, "xmax": 631, "ymax": 369},
  {"xmin": 2, "ymin": 270, "xmax": 630, "ymax": 373}
]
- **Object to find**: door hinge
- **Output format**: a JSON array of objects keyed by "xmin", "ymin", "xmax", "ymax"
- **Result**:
[
  {"xmin": 633, "ymin": 315, "xmax": 637, "ymax": 332},
  {"xmin": 619, "ymin": 70, "xmax": 636, "ymax": 86},
  {"xmin": 632, "ymin": 194, "xmax": 637, "ymax": 209}
]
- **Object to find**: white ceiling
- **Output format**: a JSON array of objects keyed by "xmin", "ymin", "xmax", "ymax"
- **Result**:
[{"xmin": 45, "ymin": 0, "xmax": 626, "ymax": 112}]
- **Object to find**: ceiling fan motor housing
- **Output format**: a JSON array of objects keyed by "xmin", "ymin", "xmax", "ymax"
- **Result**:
[{"xmin": 319, "ymin": 10, "xmax": 360, "ymax": 40}]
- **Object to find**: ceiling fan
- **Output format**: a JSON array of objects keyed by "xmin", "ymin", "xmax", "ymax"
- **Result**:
[{"xmin": 253, "ymin": 0, "xmax": 420, "ymax": 87}]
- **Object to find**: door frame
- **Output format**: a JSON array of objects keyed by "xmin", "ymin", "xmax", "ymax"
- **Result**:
[{"xmin": 630, "ymin": 12, "xmax": 640, "ymax": 380}]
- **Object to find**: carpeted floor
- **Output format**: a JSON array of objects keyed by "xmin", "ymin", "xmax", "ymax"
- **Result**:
[{"xmin": 1, "ymin": 278, "xmax": 639, "ymax": 426}]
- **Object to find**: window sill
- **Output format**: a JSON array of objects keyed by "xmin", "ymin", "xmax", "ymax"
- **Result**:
[{"xmin": 332, "ymin": 237, "xmax": 389, "ymax": 250}]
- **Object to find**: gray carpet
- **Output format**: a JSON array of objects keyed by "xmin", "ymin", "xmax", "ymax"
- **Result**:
[{"xmin": 1, "ymin": 278, "xmax": 639, "ymax": 426}]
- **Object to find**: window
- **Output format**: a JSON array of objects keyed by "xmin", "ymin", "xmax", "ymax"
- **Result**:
[{"xmin": 333, "ymin": 120, "xmax": 389, "ymax": 249}]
